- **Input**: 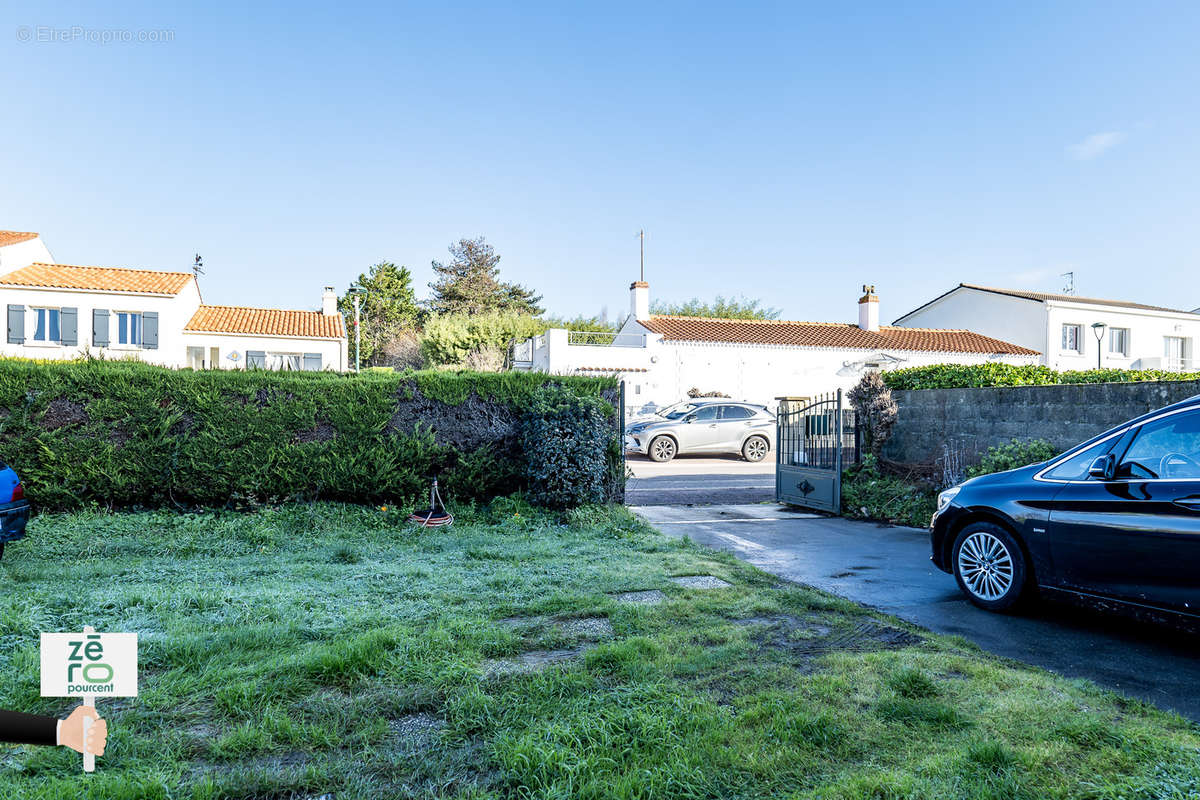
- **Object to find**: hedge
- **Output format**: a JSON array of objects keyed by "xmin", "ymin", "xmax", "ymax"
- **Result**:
[
  {"xmin": 0, "ymin": 358, "xmax": 621, "ymax": 511},
  {"xmin": 883, "ymin": 363, "xmax": 1200, "ymax": 391}
]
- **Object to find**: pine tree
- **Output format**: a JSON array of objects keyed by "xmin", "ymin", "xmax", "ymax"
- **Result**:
[{"xmin": 428, "ymin": 237, "xmax": 543, "ymax": 316}]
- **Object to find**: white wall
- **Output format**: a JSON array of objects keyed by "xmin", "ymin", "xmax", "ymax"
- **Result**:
[
  {"xmin": 894, "ymin": 289, "xmax": 1048, "ymax": 355},
  {"xmin": 180, "ymin": 331, "xmax": 346, "ymax": 371},
  {"xmin": 0, "ymin": 237, "xmax": 55, "ymax": 273}
]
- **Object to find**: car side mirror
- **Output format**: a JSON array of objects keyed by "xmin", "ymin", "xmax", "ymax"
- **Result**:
[
  {"xmin": 684, "ymin": 415, "xmax": 695, "ymax": 424},
  {"xmin": 1088, "ymin": 454, "xmax": 1117, "ymax": 481}
]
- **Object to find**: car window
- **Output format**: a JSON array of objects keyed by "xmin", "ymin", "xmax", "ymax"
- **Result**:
[
  {"xmin": 1118, "ymin": 410, "xmax": 1200, "ymax": 479},
  {"xmin": 720, "ymin": 405, "xmax": 754, "ymax": 420},
  {"xmin": 690, "ymin": 406, "xmax": 718, "ymax": 422},
  {"xmin": 662, "ymin": 403, "xmax": 698, "ymax": 420},
  {"xmin": 1042, "ymin": 439, "xmax": 1113, "ymax": 481}
]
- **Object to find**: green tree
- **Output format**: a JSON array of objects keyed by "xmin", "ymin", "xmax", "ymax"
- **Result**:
[
  {"xmin": 650, "ymin": 295, "xmax": 781, "ymax": 320},
  {"xmin": 428, "ymin": 237, "xmax": 543, "ymax": 316},
  {"xmin": 340, "ymin": 262, "xmax": 421, "ymax": 367}
]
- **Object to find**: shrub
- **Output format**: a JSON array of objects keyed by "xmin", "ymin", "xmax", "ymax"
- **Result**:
[
  {"xmin": 841, "ymin": 455, "xmax": 938, "ymax": 528},
  {"xmin": 420, "ymin": 312, "xmax": 545, "ymax": 368},
  {"xmin": 967, "ymin": 439, "xmax": 1058, "ymax": 478},
  {"xmin": 848, "ymin": 372, "xmax": 898, "ymax": 457},
  {"xmin": 0, "ymin": 358, "xmax": 620, "ymax": 511},
  {"xmin": 518, "ymin": 385, "xmax": 618, "ymax": 509},
  {"xmin": 883, "ymin": 363, "xmax": 1200, "ymax": 390}
]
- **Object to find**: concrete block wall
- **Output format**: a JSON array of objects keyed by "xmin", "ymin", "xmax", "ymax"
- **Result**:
[{"xmin": 883, "ymin": 380, "xmax": 1200, "ymax": 465}]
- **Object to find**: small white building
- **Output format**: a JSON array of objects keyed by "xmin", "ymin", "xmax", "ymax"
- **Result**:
[
  {"xmin": 893, "ymin": 284, "xmax": 1200, "ymax": 372},
  {"xmin": 0, "ymin": 230, "xmax": 54, "ymax": 273},
  {"xmin": 514, "ymin": 281, "xmax": 1038, "ymax": 416},
  {"xmin": 2, "ymin": 257, "xmax": 347, "ymax": 371}
]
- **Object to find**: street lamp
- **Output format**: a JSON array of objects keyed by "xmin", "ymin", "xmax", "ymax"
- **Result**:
[
  {"xmin": 1091, "ymin": 322, "xmax": 1107, "ymax": 370},
  {"xmin": 347, "ymin": 286, "xmax": 367, "ymax": 373}
]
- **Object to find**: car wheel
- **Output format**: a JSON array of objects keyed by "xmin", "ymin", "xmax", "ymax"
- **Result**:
[
  {"xmin": 952, "ymin": 522, "xmax": 1028, "ymax": 612},
  {"xmin": 648, "ymin": 435, "xmax": 677, "ymax": 463},
  {"xmin": 742, "ymin": 436, "xmax": 769, "ymax": 462}
]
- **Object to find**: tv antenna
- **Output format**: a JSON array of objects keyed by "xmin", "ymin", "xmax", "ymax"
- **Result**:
[
  {"xmin": 192, "ymin": 254, "xmax": 205, "ymax": 280},
  {"xmin": 1060, "ymin": 271, "xmax": 1075, "ymax": 295}
]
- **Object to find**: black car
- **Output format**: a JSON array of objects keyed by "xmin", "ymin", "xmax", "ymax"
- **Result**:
[{"xmin": 931, "ymin": 395, "xmax": 1200, "ymax": 626}]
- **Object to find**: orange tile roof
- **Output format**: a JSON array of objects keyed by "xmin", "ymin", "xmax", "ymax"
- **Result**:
[
  {"xmin": 640, "ymin": 315, "xmax": 1039, "ymax": 355},
  {"xmin": 0, "ymin": 230, "xmax": 39, "ymax": 247},
  {"xmin": 0, "ymin": 262, "xmax": 193, "ymax": 295},
  {"xmin": 185, "ymin": 305, "xmax": 345, "ymax": 339}
]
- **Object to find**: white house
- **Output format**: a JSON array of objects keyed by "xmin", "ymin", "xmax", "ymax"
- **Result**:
[
  {"xmin": 2, "ymin": 256, "xmax": 347, "ymax": 371},
  {"xmin": 513, "ymin": 281, "xmax": 1038, "ymax": 415},
  {"xmin": 0, "ymin": 230, "xmax": 54, "ymax": 273},
  {"xmin": 893, "ymin": 284, "xmax": 1200, "ymax": 372}
]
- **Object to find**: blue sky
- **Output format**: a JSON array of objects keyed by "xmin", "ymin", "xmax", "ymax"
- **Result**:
[{"xmin": 2, "ymin": 1, "xmax": 1197, "ymax": 323}]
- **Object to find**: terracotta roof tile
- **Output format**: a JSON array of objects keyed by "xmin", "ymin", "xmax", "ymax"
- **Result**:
[
  {"xmin": 641, "ymin": 315, "xmax": 1039, "ymax": 355},
  {"xmin": 0, "ymin": 230, "xmax": 39, "ymax": 248},
  {"xmin": 185, "ymin": 305, "xmax": 345, "ymax": 339},
  {"xmin": 0, "ymin": 262, "xmax": 193, "ymax": 295},
  {"xmin": 957, "ymin": 284, "xmax": 1188, "ymax": 314}
]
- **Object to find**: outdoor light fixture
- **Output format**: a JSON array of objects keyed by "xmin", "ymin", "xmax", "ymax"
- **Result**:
[{"xmin": 1091, "ymin": 322, "xmax": 1107, "ymax": 369}]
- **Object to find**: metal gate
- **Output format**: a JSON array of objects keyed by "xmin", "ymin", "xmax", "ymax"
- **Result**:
[{"xmin": 775, "ymin": 390, "xmax": 859, "ymax": 512}]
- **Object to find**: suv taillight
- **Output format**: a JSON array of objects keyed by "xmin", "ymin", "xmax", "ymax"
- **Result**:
[{"xmin": 12, "ymin": 483, "xmax": 23, "ymax": 502}]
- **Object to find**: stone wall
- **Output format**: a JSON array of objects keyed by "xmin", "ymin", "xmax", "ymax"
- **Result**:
[{"xmin": 883, "ymin": 380, "xmax": 1200, "ymax": 465}]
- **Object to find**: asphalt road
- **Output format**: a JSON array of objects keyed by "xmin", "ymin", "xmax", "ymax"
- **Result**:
[
  {"xmin": 625, "ymin": 455, "xmax": 775, "ymax": 505},
  {"xmin": 632, "ymin": 503, "xmax": 1200, "ymax": 722}
]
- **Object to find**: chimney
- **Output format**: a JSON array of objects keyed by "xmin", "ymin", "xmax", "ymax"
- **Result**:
[
  {"xmin": 857, "ymin": 284, "xmax": 879, "ymax": 331},
  {"xmin": 322, "ymin": 286, "xmax": 338, "ymax": 316},
  {"xmin": 630, "ymin": 280, "xmax": 650, "ymax": 321}
]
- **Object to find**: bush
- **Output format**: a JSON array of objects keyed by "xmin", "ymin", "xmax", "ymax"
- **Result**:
[
  {"xmin": 420, "ymin": 313, "xmax": 545, "ymax": 369},
  {"xmin": 967, "ymin": 439, "xmax": 1058, "ymax": 478},
  {"xmin": 847, "ymin": 372, "xmax": 898, "ymax": 457},
  {"xmin": 0, "ymin": 358, "xmax": 620, "ymax": 511},
  {"xmin": 840, "ymin": 455, "xmax": 938, "ymax": 528},
  {"xmin": 518, "ymin": 385, "xmax": 620, "ymax": 509},
  {"xmin": 883, "ymin": 363, "xmax": 1200, "ymax": 390}
]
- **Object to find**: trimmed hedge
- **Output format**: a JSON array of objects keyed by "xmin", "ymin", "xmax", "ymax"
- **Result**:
[
  {"xmin": 0, "ymin": 359, "xmax": 620, "ymax": 511},
  {"xmin": 883, "ymin": 363, "xmax": 1200, "ymax": 390}
]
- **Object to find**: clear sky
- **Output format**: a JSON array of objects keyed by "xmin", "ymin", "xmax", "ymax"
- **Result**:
[{"xmin": 3, "ymin": 1, "xmax": 1198, "ymax": 324}]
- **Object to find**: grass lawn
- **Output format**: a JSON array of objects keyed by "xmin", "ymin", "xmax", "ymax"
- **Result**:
[{"xmin": 0, "ymin": 501, "xmax": 1197, "ymax": 799}]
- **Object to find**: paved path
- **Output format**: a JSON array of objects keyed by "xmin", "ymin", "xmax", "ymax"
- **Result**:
[
  {"xmin": 632, "ymin": 504, "xmax": 1200, "ymax": 722},
  {"xmin": 625, "ymin": 455, "xmax": 775, "ymax": 505}
]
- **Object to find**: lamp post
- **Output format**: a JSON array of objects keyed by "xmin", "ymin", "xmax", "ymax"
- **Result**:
[
  {"xmin": 1091, "ymin": 322, "xmax": 1107, "ymax": 370},
  {"xmin": 347, "ymin": 286, "xmax": 367, "ymax": 373}
]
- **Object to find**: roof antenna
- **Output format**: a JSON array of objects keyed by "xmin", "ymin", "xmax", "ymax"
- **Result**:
[
  {"xmin": 1060, "ymin": 271, "xmax": 1074, "ymax": 295},
  {"xmin": 192, "ymin": 254, "xmax": 205, "ymax": 280},
  {"xmin": 636, "ymin": 228, "xmax": 645, "ymax": 282}
]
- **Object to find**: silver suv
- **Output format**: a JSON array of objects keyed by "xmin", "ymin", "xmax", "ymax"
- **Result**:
[{"xmin": 625, "ymin": 400, "xmax": 775, "ymax": 462}]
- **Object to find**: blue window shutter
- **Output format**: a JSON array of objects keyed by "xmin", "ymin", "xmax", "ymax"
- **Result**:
[
  {"xmin": 6, "ymin": 305, "xmax": 23, "ymax": 344},
  {"xmin": 60, "ymin": 307, "xmax": 78, "ymax": 346},
  {"xmin": 303, "ymin": 353, "xmax": 321, "ymax": 371},
  {"xmin": 142, "ymin": 312, "xmax": 159, "ymax": 350},
  {"xmin": 92, "ymin": 309, "xmax": 109, "ymax": 347},
  {"xmin": 247, "ymin": 350, "xmax": 266, "ymax": 368}
]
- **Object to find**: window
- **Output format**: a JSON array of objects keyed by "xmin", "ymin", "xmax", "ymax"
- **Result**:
[
  {"xmin": 116, "ymin": 312, "xmax": 142, "ymax": 346},
  {"xmin": 32, "ymin": 308, "xmax": 60, "ymax": 343},
  {"xmin": 246, "ymin": 350, "xmax": 266, "ymax": 369},
  {"xmin": 1118, "ymin": 410, "xmax": 1200, "ymax": 479},
  {"xmin": 1042, "ymin": 439, "xmax": 1112, "ymax": 481},
  {"xmin": 720, "ymin": 405, "xmax": 755, "ymax": 420},
  {"xmin": 689, "ymin": 406, "xmax": 719, "ymax": 422},
  {"xmin": 1108, "ymin": 328, "xmax": 1129, "ymax": 357},
  {"xmin": 1164, "ymin": 337, "xmax": 1192, "ymax": 371},
  {"xmin": 268, "ymin": 353, "xmax": 302, "ymax": 371},
  {"xmin": 1061, "ymin": 324, "xmax": 1083, "ymax": 353}
]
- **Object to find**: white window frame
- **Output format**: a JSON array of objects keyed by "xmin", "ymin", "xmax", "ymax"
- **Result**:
[
  {"xmin": 1108, "ymin": 327, "xmax": 1130, "ymax": 357},
  {"xmin": 268, "ymin": 352, "xmax": 303, "ymax": 371},
  {"xmin": 1061, "ymin": 323, "xmax": 1083, "ymax": 354},
  {"xmin": 30, "ymin": 307, "xmax": 62, "ymax": 345},
  {"xmin": 114, "ymin": 311, "xmax": 143, "ymax": 348},
  {"xmin": 1164, "ymin": 336, "xmax": 1192, "ymax": 372}
]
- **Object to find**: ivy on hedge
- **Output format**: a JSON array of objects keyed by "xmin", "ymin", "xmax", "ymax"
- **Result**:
[
  {"xmin": 883, "ymin": 363, "xmax": 1200, "ymax": 391},
  {"xmin": 0, "ymin": 358, "xmax": 620, "ymax": 511}
]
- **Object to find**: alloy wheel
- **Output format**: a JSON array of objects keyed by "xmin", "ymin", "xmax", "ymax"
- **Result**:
[
  {"xmin": 744, "ymin": 437, "xmax": 768, "ymax": 461},
  {"xmin": 651, "ymin": 437, "xmax": 676, "ymax": 461},
  {"xmin": 956, "ymin": 531, "xmax": 1014, "ymax": 601}
]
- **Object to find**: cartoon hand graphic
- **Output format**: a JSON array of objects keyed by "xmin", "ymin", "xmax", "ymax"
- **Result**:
[{"xmin": 59, "ymin": 705, "xmax": 106, "ymax": 756}]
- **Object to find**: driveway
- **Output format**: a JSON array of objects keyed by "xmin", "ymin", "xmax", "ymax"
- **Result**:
[
  {"xmin": 632, "ymin": 503, "xmax": 1200, "ymax": 722},
  {"xmin": 625, "ymin": 455, "xmax": 775, "ymax": 505}
]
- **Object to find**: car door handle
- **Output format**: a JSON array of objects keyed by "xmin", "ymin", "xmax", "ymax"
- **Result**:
[
  {"xmin": 708, "ymin": 424, "xmax": 717, "ymax": 428},
  {"xmin": 1173, "ymin": 497, "xmax": 1200, "ymax": 508}
]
